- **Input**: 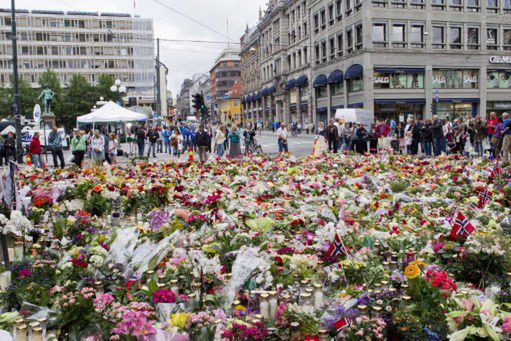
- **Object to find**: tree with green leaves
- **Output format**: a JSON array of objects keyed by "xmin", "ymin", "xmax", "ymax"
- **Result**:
[
  {"xmin": 95, "ymin": 74, "xmax": 124, "ymax": 103},
  {"xmin": 59, "ymin": 74, "xmax": 96, "ymax": 130},
  {"xmin": 0, "ymin": 78, "xmax": 38, "ymax": 119}
]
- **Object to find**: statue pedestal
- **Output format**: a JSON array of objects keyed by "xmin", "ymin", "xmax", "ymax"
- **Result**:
[{"xmin": 41, "ymin": 113, "xmax": 56, "ymax": 129}]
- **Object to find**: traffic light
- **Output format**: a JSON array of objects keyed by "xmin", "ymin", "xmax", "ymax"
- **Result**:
[{"xmin": 192, "ymin": 93, "xmax": 202, "ymax": 112}]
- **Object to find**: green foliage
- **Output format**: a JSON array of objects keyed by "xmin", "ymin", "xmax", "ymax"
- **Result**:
[
  {"xmin": 59, "ymin": 74, "xmax": 96, "ymax": 130},
  {"xmin": 95, "ymin": 74, "xmax": 123, "ymax": 103},
  {"xmin": 390, "ymin": 181, "xmax": 408, "ymax": 193},
  {"xmin": 84, "ymin": 194, "xmax": 111, "ymax": 217}
]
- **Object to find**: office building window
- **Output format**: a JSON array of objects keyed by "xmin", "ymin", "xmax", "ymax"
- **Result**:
[
  {"xmin": 487, "ymin": 28, "xmax": 498, "ymax": 49},
  {"xmin": 336, "ymin": 0, "xmax": 343, "ymax": 16},
  {"xmin": 304, "ymin": 46, "xmax": 308, "ymax": 63},
  {"xmin": 355, "ymin": 24, "xmax": 363, "ymax": 50},
  {"xmin": 432, "ymin": 69, "xmax": 479, "ymax": 89},
  {"xmin": 504, "ymin": 0, "xmax": 511, "ymax": 11},
  {"xmin": 487, "ymin": 71, "xmax": 511, "ymax": 89},
  {"xmin": 449, "ymin": 27, "xmax": 462, "ymax": 49},
  {"xmin": 330, "ymin": 82, "xmax": 344, "ymax": 95},
  {"xmin": 346, "ymin": 0, "xmax": 353, "ymax": 14},
  {"xmin": 504, "ymin": 29, "xmax": 511, "ymax": 50},
  {"xmin": 328, "ymin": 4, "xmax": 334, "ymax": 24},
  {"xmin": 329, "ymin": 37, "xmax": 336, "ymax": 59},
  {"xmin": 391, "ymin": 24, "xmax": 405, "ymax": 48},
  {"xmin": 337, "ymin": 33, "xmax": 344, "ymax": 56},
  {"xmin": 373, "ymin": 72, "xmax": 425, "ymax": 89},
  {"xmin": 467, "ymin": 27, "xmax": 480, "ymax": 49},
  {"xmin": 314, "ymin": 14, "xmax": 319, "ymax": 31},
  {"xmin": 320, "ymin": 9, "xmax": 326, "ymax": 28},
  {"xmin": 487, "ymin": 0, "xmax": 498, "ymax": 9},
  {"xmin": 467, "ymin": 0, "xmax": 480, "ymax": 10},
  {"xmin": 347, "ymin": 29, "xmax": 353, "ymax": 52},
  {"xmin": 315, "ymin": 44, "xmax": 320, "ymax": 64},
  {"xmin": 411, "ymin": 25, "xmax": 424, "ymax": 47},
  {"xmin": 321, "ymin": 41, "xmax": 327, "ymax": 62},
  {"xmin": 449, "ymin": 0, "xmax": 462, "ymax": 9},
  {"xmin": 348, "ymin": 78, "xmax": 363, "ymax": 92},
  {"xmin": 410, "ymin": 0, "xmax": 425, "ymax": 8},
  {"xmin": 298, "ymin": 50, "xmax": 302, "ymax": 66},
  {"xmin": 432, "ymin": 26, "xmax": 445, "ymax": 48},
  {"xmin": 373, "ymin": 23, "xmax": 387, "ymax": 46},
  {"xmin": 317, "ymin": 86, "xmax": 328, "ymax": 98},
  {"xmin": 432, "ymin": 0, "xmax": 446, "ymax": 8}
]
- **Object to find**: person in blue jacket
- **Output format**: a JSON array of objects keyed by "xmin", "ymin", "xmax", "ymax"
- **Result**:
[{"xmin": 163, "ymin": 126, "xmax": 172, "ymax": 154}]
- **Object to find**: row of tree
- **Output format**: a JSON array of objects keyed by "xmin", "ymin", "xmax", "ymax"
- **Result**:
[{"xmin": 0, "ymin": 70, "xmax": 125, "ymax": 130}]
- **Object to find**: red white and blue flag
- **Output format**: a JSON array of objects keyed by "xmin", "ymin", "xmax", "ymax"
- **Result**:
[
  {"xmin": 489, "ymin": 167, "xmax": 501, "ymax": 182},
  {"xmin": 478, "ymin": 188, "xmax": 492, "ymax": 209},
  {"xmin": 450, "ymin": 212, "xmax": 475, "ymax": 239},
  {"xmin": 334, "ymin": 317, "xmax": 353, "ymax": 334},
  {"xmin": 326, "ymin": 234, "xmax": 349, "ymax": 259}
]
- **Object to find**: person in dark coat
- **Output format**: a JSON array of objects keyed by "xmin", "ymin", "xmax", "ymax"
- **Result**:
[
  {"xmin": 419, "ymin": 119, "xmax": 433, "ymax": 156},
  {"xmin": 4, "ymin": 132, "xmax": 16, "ymax": 163},
  {"xmin": 431, "ymin": 115, "xmax": 444, "ymax": 156},
  {"xmin": 135, "ymin": 125, "xmax": 146, "ymax": 157},
  {"xmin": 368, "ymin": 126, "xmax": 378, "ymax": 154},
  {"xmin": 327, "ymin": 121, "xmax": 339, "ymax": 153},
  {"xmin": 354, "ymin": 123, "xmax": 368, "ymax": 154}
]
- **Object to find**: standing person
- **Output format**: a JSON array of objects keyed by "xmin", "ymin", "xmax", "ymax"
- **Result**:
[
  {"xmin": 337, "ymin": 120, "xmax": 345, "ymax": 151},
  {"xmin": 71, "ymin": 129, "xmax": 86, "ymax": 168},
  {"xmin": 228, "ymin": 125, "xmax": 242, "ymax": 158},
  {"xmin": 473, "ymin": 116, "xmax": 487, "ymax": 157},
  {"xmin": 404, "ymin": 118, "xmax": 414, "ymax": 155},
  {"xmin": 170, "ymin": 128, "xmax": 183, "ymax": 159},
  {"xmin": 135, "ymin": 125, "xmax": 146, "ymax": 157},
  {"xmin": 501, "ymin": 113, "xmax": 511, "ymax": 164},
  {"xmin": 314, "ymin": 122, "xmax": 328, "ymax": 156},
  {"xmin": 103, "ymin": 130, "xmax": 111, "ymax": 164},
  {"xmin": 157, "ymin": 127, "xmax": 164, "ymax": 153},
  {"xmin": 4, "ymin": 132, "xmax": 16, "ymax": 163},
  {"xmin": 213, "ymin": 125, "xmax": 226, "ymax": 158},
  {"xmin": 443, "ymin": 119, "xmax": 453, "ymax": 154},
  {"xmin": 91, "ymin": 130, "xmax": 105, "ymax": 166},
  {"xmin": 492, "ymin": 115, "xmax": 505, "ymax": 159},
  {"xmin": 243, "ymin": 123, "xmax": 256, "ymax": 153},
  {"xmin": 419, "ymin": 119, "xmax": 433, "ymax": 156},
  {"xmin": 224, "ymin": 124, "xmax": 231, "ymax": 152},
  {"xmin": 195, "ymin": 125, "xmax": 211, "ymax": 163},
  {"xmin": 29, "ymin": 132, "xmax": 42, "ymax": 169},
  {"xmin": 453, "ymin": 121, "xmax": 468, "ymax": 155},
  {"xmin": 327, "ymin": 121, "xmax": 339, "ymax": 153},
  {"xmin": 368, "ymin": 126, "xmax": 378, "ymax": 154},
  {"xmin": 354, "ymin": 123, "xmax": 368, "ymax": 154},
  {"xmin": 48, "ymin": 126, "xmax": 65, "ymax": 168},
  {"xmin": 277, "ymin": 123, "xmax": 289, "ymax": 153},
  {"xmin": 146, "ymin": 126, "xmax": 159, "ymax": 158},
  {"xmin": 487, "ymin": 112, "xmax": 499, "ymax": 157},
  {"xmin": 432, "ymin": 115, "xmax": 444, "ymax": 156},
  {"xmin": 163, "ymin": 127, "xmax": 172, "ymax": 154},
  {"xmin": 0, "ymin": 133, "xmax": 4, "ymax": 166},
  {"xmin": 108, "ymin": 133, "xmax": 119, "ymax": 165}
]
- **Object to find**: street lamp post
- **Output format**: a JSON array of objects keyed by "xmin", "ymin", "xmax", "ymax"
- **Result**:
[{"xmin": 10, "ymin": 0, "xmax": 22, "ymax": 163}]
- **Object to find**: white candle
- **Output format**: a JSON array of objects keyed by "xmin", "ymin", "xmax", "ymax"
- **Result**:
[
  {"xmin": 313, "ymin": 285, "xmax": 324, "ymax": 310},
  {"xmin": 259, "ymin": 294, "xmax": 270, "ymax": 320},
  {"xmin": 268, "ymin": 292, "xmax": 278, "ymax": 319}
]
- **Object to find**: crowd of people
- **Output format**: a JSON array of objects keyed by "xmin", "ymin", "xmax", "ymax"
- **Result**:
[{"xmin": 312, "ymin": 112, "xmax": 510, "ymax": 160}]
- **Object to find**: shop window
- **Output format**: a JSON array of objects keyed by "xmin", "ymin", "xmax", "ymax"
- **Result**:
[
  {"xmin": 487, "ymin": 71, "xmax": 511, "ymax": 89},
  {"xmin": 373, "ymin": 72, "xmax": 424, "ymax": 89},
  {"xmin": 330, "ymin": 82, "xmax": 344, "ymax": 95},
  {"xmin": 317, "ymin": 86, "xmax": 328, "ymax": 98},
  {"xmin": 348, "ymin": 78, "xmax": 363, "ymax": 92},
  {"xmin": 432, "ymin": 69, "xmax": 479, "ymax": 89}
]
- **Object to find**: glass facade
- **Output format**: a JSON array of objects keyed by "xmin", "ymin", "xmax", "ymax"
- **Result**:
[
  {"xmin": 373, "ymin": 72, "xmax": 424, "ymax": 88},
  {"xmin": 487, "ymin": 70, "xmax": 511, "ymax": 89},
  {"xmin": 436, "ymin": 103, "xmax": 475, "ymax": 120},
  {"xmin": 330, "ymin": 82, "xmax": 344, "ymax": 95},
  {"xmin": 432, "ymin": 69, "xmax": 478, "ymax": 88},
  {"xmin": 348, "ymin": 78, "xmax": 363, "ymax": 92}
]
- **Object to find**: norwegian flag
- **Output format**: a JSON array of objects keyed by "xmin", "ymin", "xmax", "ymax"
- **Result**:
[
  {"xmin": 477, "ymin": 188, "xmax": 492, "ymax": 209},
  {"xmin": 450, "ymin": 212, "xmax": 475, "ymax": 239},
  {"xmin": 334, "ymin": 317, "xmax": 353, "ymax": 334},
  {"xmin": 326, "ymin": 234, "xmax": 349, "ymax": 259},
  {"xmin": 489, "ymin": 167, "xmax": 501, "ymax": 182}
]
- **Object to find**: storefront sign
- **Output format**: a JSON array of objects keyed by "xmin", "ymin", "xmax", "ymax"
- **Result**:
[
  {"xmin": 432, "ymin": 76, "xmax": 446, "ymax": 84},
  {"xmin": 373, "ymin": 76, "xmax": 390, "ymax": 84},
  {"xmin": 489, "ymin": 56, "xmax": 511, "ymax": 64},
  {"xmin": 463, "ymin": 76, "xmax": 478, "ymax": 84},
  {"xmin": 491, "ymin": 102, "xmax": 511, "ymax": 109}
]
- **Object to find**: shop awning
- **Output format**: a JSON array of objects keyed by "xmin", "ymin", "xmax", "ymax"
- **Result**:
[
  {"xmin": 375, "ymin": 99, "xmax": 426, "ymax": 105},
  {"xmin": 260, "ymin": 88, "xmax": 268, "ymax": 97},
  {"xmin": 328, "ymin": 70, "xmax": 344, "ymax": 84},
  {"xmin": 347, "ymin": 102, "xmax": 364, "ymax": 108},
  {"xmin": 267, "ymin": 85, "xmax": 276, "ymax": 95},
  {"xmin": 438, "ymin": 98, "xmax": 480, "ymax": 103},
  {"xmin": 331, "ymin": 105, "xmax": 344, "ymax": 111},
  {"xmin": 286, "ymin": 79, "xmax": 296, "ymax": 90},
  {"xmin": 373, "ymin": 67, "xmax": 425, "ymax": 74},
  {"xmin": 317, "ymin": 106, "xmax": 328, "ymax": 113},
  {"xmin": 313, "ymin": 74, "xmax": 328, "ymax": 88},
  {"xmin": 295, "ymin": 75, "xmax": 309, "ymax": 88},
  {"xmin": 344, "ymin": 64, "xmax": 363, "ymax": 80}
]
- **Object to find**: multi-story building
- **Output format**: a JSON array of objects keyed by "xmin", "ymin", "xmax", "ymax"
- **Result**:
[
  {"xmin": 241, "ymin": 0, "xmax": 511, "ymax": 127},
  {"xmin": 218, "ymin": 82, "xmax": 243, "ymax": 125},
  {"xmin": 240, "ymin": 25, "xmax": 261, "ymax": 125},
  {"xmin": 0, "ymin": 9, "xmax": 155, "ymax": 104},
  {"xmin": 309, "ymin": 0, "xmax": 511, "ymax": 124},
  {"xmin": 177, "ymin": 78, "xmax": 192, "ymax": 119},
  {"xmin": 210, "ymin": 48, "xmax": 241, "ymax": 119}
]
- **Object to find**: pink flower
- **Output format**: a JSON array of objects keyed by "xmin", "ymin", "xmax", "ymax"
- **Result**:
[
  {"xmin": 152, "ymin": 289, "xmax": 175, "ymax": 303},
  {"xmin": 502, "ymin": 317, "xmax": 511, "ymax": 334},
  {"xmin": 18, "ymin": 269, "xmax": 32, "ymax": 279}
]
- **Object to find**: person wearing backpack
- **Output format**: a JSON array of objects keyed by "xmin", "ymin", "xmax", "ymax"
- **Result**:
[{"xmin": 196, "ymin": 125, "xmax": 211, "ymax": 163}]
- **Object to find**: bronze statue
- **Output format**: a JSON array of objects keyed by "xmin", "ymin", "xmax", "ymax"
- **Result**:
[{"xmin": 38, "ymin": 85, "xmax": 55, "ymax": 114}]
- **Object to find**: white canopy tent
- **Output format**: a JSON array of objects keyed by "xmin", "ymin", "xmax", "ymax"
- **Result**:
[
  {"xmin": 0, "ymin": 125, "xmax": 15, "ymax": 136},
  {"xmin": 77, "ymin": 101, "xmax": 147, "ymax": 125}
]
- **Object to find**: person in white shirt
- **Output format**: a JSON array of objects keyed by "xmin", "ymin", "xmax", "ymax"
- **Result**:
[
  {"xmin": 277, "ymin": 123, "xmax": 289, "ymax": 153},
  {"xmin": 213, "ymin": 125, "xmax": 226, "ymax": 157},
  {"xmin": 91, "ymin": 130, "xmax": 105, "ymax": 166}
]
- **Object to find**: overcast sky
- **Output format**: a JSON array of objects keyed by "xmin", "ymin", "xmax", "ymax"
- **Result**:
[{"xmin": 6, "ymin": 0, "xmax": 267, "ymax": 98}]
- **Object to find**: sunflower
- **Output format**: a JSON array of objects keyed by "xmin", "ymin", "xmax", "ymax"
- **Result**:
[
  {"xmin": 409, "ymin": 260, "xmax": 427, "ymax": 268},
  {"xmin": 404, "ymin": 264, "xmax": 421, "ymax": 279}
]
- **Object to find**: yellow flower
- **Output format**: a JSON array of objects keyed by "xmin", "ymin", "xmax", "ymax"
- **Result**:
[
  {"xmin": 235, "ymin": 305, "xmax": 246, "ymax": 312},
  {"xmin": 170, "ymin": 313, "xmax": 189, "ymax": 329},
  {"xmin": 404, "ymin": 264, "xmax": 421, "ymax": 279},
  {"xmin": 409, "ymin": 260, "xmax": 427, "ymax": 268}
]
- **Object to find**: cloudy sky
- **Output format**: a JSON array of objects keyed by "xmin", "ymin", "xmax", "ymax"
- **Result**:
[{"xmin": 8, "ymin": 0, "xmax": 267, "ymax": 98}]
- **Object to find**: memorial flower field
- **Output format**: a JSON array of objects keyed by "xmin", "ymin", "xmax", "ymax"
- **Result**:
[{"xmin": 1, "ymin": 154, "xmax": 511, "ymax": 340}]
